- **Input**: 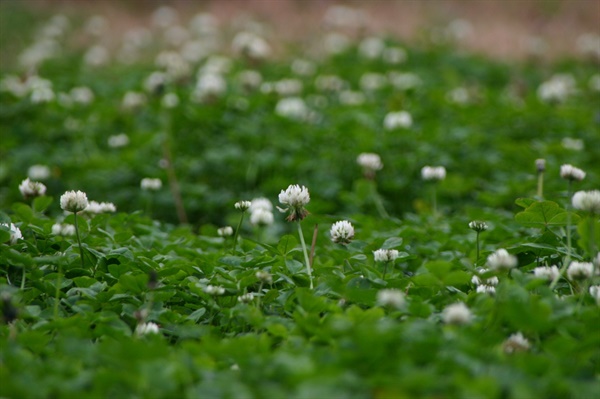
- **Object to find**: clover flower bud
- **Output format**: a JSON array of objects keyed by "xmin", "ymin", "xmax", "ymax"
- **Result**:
[
  {"xmin": 237, "ymin": 293, "xmax": 254, "ymax": 303},
  {"xmin": 476, "ymin": 285, "xmax": 496, "ymax": 295},
  {"xmin": 203, "ymin": 285, "xmax": 225, "ymax": 295},
  {"xmin": 235, "ymin": 200, "xmax": 251, "ymax": 211},
  {"xmin": 330, "ymin": 220, "xmax": 355, "ymax": 245},
  {"xmin": 589, "ymin": 285, "xmax": 600, "ymax": 306},
  {"xmin": 357, "ymin": 153, "xmax": 383, "ymax": 177},
  {"xmin": 468, "ymin": 220, "xmax": 488, "ymax": 232},
  {"xmin": 51, "ymin": 223, "xmax": 75, "ymax": 236},
  {"xmin": 60, "ymin": 190, "xmax": 88, "ymax": 213},
  {"xmin": 535, "ymin": 158, "xmax": 546, "ymax": 173},
  {"xmin": 135, "ymin": 322, "xmax": 160, "ymax": 336}
]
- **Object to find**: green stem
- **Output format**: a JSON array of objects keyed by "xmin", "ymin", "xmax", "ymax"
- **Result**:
[
  {"xmin": 476, "ymin": 231, "xmax": 480, "ymax": 264},
  {"xmin": 536, "ymin": 172, "xmax": 544, "ymax": 199},
  {"xmin": 297, "ymin": 222, "xmax": 314, "ymax": 289},
  {"xmin": 370, "ymin": 182, "xmax": 389, "ymax": 219},
  {"xmin": 74, "ymin": 212, "xmax": 85, "ymax": 269},
  {"xmin": 382, "ymin": 262, "xmax": 389, "ymax": 279},
  {"xmin": 232, "ymin": 212, "xmax": 246, "ymax": 254},
  {"xmin": 54, "ymin": 263, "xmax": 62, "ymax": 319},
  {"xmin": 550, "ymin": 181, "xmax": 573, "ymax": 290},
  {"xmin": 20, "ymin": 266, "xmax": 26, "ymax": 290}
]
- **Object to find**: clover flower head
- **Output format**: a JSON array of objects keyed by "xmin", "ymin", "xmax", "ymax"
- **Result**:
[
  {"xmin": 234, "ymin": 200, "xmax": 251, "ymax": 212},
  {"xmin": 250, "ymin": 197, "xmax": 273, "ymax": 213},
  {"xmin": 421, "ymin": 166, "xmax": 446, "ymax": 181},
  {"xmin": 28, "ymin": 164, "xmax": 50, "ymax": 180},
  {"xmin": 572, "ymin": 190, "xmax": 600, "ymax": 214},
  {"xmin": 1, "ymin": 223, "xmax": 22, "ymax": 245},
  {"xmin": 589, "ymin": 285, "xmax": 600, "ymax": 306},
  {"xmin": 471, "ymin": 268, "xmax": 499, "ymax": 286},
  {"xmin": 237, "ymin": 293, "xmax": 255, "ymax": 304},
  {"xmin": 357, "ymin": 153, "xmax": 383, "ymax": 176},
  {"xmin": 19, "ymin": 178, "xmax": 46, "ymax": 199},
  {"xmin": 51, "ymin": 223, "xmax": 75, "ymax": 236},
  {"xmin": 535, "ymin": 158, "xmax": 546, "ymax": 173},
  {"xmin": 330, "ymin": 220, "xmax": 355, "ymax": 245},
  {"xmin": 383, "ymin": 111, "xmax": 412, "ymax": 130},
  {"xmin": 442, "ymin": 302, "xmax": 472, "ymax": 325},
  {"xmin": 141, "ymin": 178, "xmax": 162, "ymax": 191},
  {"xmin": 256, "ymin": 270, "xmax": 273, "ymax": 284},
  {"xmin": 376, "ymin": 289, "xmax": 405, "ymax": 309},
  {"xmin": 84, "ymin": 201, "xmax": 116, "ymax": 214},
  {"xmin": 204, "ymin": 285, "xmax": 225, "ymax": 295},
  {"xmin": 250, "ymin": 209, "xmax": 274, "ymax": 226},
  {"xmin": 567, "ymin": 261, "xmax": 594, "ymax": 281},
  {"xmin": 278, "ymin": 184, "xmax": 310, "ymax": 222},
  {"xmin": 560, "ymin": 164, "xmax": 586, "ymax": 181},
  {"xmin": 468, "ymin": 220, "xmax": 488, "ymax": 232},
  {"xmin": 60, "ymin": 190, "xmax": 89, "ymax": 213},
  {"xmin": 135, "ymin": 322, "xmax": 160, "ymax": 336},
  {"xmin": 503, "ymin": 332, "xmax": 531, "ymax": 354},
  {"xmin": 487, "ymin": 248, "xmax": 517, "ymax": 271},
  {"xmin": 373, "ymin": 249, "xmax": 399, "ymax": 262},
  {"xmin": 218, "ymin": 226, "xmax": 234, "ymax": 237},
  {"xmin": 476, "ymin": 284, "xmax": 496, "ymax": 295},
  {"xmin": 533, "ymin": 265, "xmax": 560, "ymax": 281}
]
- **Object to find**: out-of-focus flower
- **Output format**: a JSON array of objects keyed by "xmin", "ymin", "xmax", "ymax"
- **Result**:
[
  {"xmin": 357, "ymin": 153, "xmax": 383, "ymax": 177},
  {"xmin": 203, "ymin": 285, "xmax": 225, "ymax": 295},
  {"xmin": 235, "ymin": 201, "xmax": 251, "ymax": 211},
  {"xmin": 360, "ymin": 72, "xmax": 387, "ymax": 91},
  {"xmin": 447, "ymin": 87, "xmax": 470, "ymax": 105},
  {"xmin": 161, "ymin": 93, "xmax": 179, "ymax": 108},
  {"xmin": 471, "ymin": 268, "xmax": 499, "ymax": 286},
  {"xmin": 590, "ymin": 285, "xmax": 600, "ymax": 306},
  {"xmin": 152, "ymin": 6, "xmax": 178, "ymax": 28},
  {"xmin": 218, "ymin": 226, "xmax": 234, "ymax": 237},
  {"xmin": 141, "ymin": 178, "xmax": 162, "ymax": 191},
  {"xmin": 338, "ymin": 91, "xmax": 365, "ymax": 105},
  {"xmin": 135, "ymin": 322, "xmax": 160, "ymax": 336},
  {"xmin": 442, "ymin": 302, "xmax": 472, "ymax": 325},
  {"xmin": 383, "ymin": 47, "xmax": 407, "ymax": 64},
  {"xmin": 567, "ymin": 261, "xmax": 594, "ymax": 281},
  {"xmin": 577, "ymin": 33, "xmax": 600, "ymax": 60},
  {"xmin": 535, "ymin": 159, "xmax": 546, "ymax": 173},
  {"xmin": 572, "ymin": 190, "xmax": 600, "ymax": 214},
  {"xmin": 503, "ymin": 332, "xmax": 531, "ymax": 354},
  {"xmin": 315, "ymin": 75, "xmax": 346, "ymax": 92},
  {"xmin": 487, "ymin": 249, "xmax": 517, "ymax": 271},
  {"xmin": 237, "ymin": 70, "xmax": 263, "ymax": 90},
  {"xmin": 538, "ymin": 74, "xmax": 576, "ymax": 103},
  {"xmin": 561, "ymin": 138, "xmax": 584, "ymax": 151},
  {"xmin": 560, "ymin": 164, "xmax": 586, "ymax": 181},
  {"xmin": 60, "ymin": 190, "xmax": 88, "ymax": 213},
  {"xmin": 70, "ymin": 87, "xmax": 94, "ymax": 105},
  {"xmin": 144, "ymin": 71, "xmax": 168, "ymax": 93},
  {"xmin": 232, "ymin": 31, "xmax": 271, "ymax": 60},
  {"xmin": 275, "ymin": 97, "xmax": 308, "ymax": 120},
  {"xmin": 533, "ymin": 265, "xmax": 560, "ymax": 281},
  {"xmin": 330, "ymin": 221, "xmax": 355, "ymax": 245},
  {"xmin": 237, "ymin": 293, "xmax": 254, "ymax": 303},
  {"xmin": 1, "ymin": 223, "xmax": 22, "ymax": 244},
  {"xmin": 291, "ymin": 59, "xmax": 316, "ymax": 76},
  {"xmin": 84, "ymin": 45, "xmax": 109, "ymax": 66},
  {"xmin": 256, "ymin": 270, "xmax": 273, "ymax": 284},
  {"xmin": 388, "ymin": 72, "xmax": 421, "ymax": 90},
  {"xmin": 278, "ymin": 184, "xmax": 310, "ymax": 222},
  {"xmin": 19, "ymin": 178, "xmax": 46, "ymax": 199},
  {"xmin": 421, "ymin": 166, "xmax": 446, "ymax": 181},
  {"xmin": 250, "ymin": 198, "xmax": 273, "ymax": 213},
  {"xmin": 84, "ymin": 201, "xmax": 116, "ymax": 214},
  {"xmin": 108, "ymin": 134, "xmax": 129, "ymax": 148},
  {"xmin": 323, "ymin": 32, "xmax": 351, "ymax": 54},
  {"xmin": 193, "ymin": 73, "xmax": 226, "ymax": 102},
  {"xmin": 373, "ymin": 249, "xmax": 399, "ymax": 262},
  {"xmin": 122, "ymin": 91, "xmax": 146, "ymax": 110},
  {"xmin": 376, "ymin": 289, "xmax": 405, "ymax": 309},
  {"xmin": 359, "ymin": 37, "xmax": 385, "ymax": 59},
  {"xmin": 28, "ymin": 165, "xmax": 50, "ymax": 180},
  {"xmin": 476, "ymin": 285, "xmax": 496, "ymax": 295},
  {"xmin": 51, "ymin": 223, "xmax": 76, "ymax": 236},
  {"xmin": 323, "ymin": 5, "xmax": 367, "ymax": 29},
  {"xmin": 250, "ymin": 208, "xmax": 274, "ymax": 226},
  {"xmin": 468, "ymin": 221, "xmax": 488, "ymax": 232},
  {"xmin": 384, "ymin": 111, "xmax": 412, "ymax": 130}
]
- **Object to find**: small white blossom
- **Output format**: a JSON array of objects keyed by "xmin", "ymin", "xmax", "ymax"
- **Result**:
[
  {"xmin": 330, "ymin": 221, "xmax": 355, "ymax": 245},
  {"xmin": 28, "ymin": 164, "xmax": 50, "ymax": 180},
  {"xmin": 256, "ymin": 270, "xmax": 273, "ymax": 284},
  {"xmin": 535, "ymin": 159, "xmax": 546, "ymax": 173},
  {"xmin": 338, "ymin": 91, "xmax": 365, "ymax": 105},
  {"xmin": 561, "ymin": 138, "xmax": 584, "ymax": 151},
  {"xmin": 193, "ymin": 73, "xmax": 226, "ymax": 101},
  {"xmin": 373, "ymin": 249, "xmax": 399, "ymax": 262},
  {"xmin": 471, "ymin": 268, "xmax": 499, "ymax": 286},
  {"xmin": 533, "ymin": 265, "xmax": 560, "ymax": 281},
  {"xmin": 250, "ymin": 209, "xmax": 274, "ymax": 226},
  {"xmin": 572, "ymin": 190, "xmax": 600, "ymax": 214},
  {"xmin": 218, "ymin": 226, "xmax": 234, "ymax": 237},
  {"xmin": 560, "ymin": 164, "xmax": 586, "ymax": 181},
  {"xmin": 122, "ymin": 91, "xmax": 146, "ymax": 110},
  {"xmin": 275, "ymin": 97, "xmax": 308, "ymax": 120},
  {"xmin": 442, "ymin": 302, "xmax": 472, "ymax": 325},
  {"xmin": 232, "ymin": 31, "xmax": 271, "ymax": 60},
  {"xmin": 447, "ymin": 87, "xmax": 470, "ymax": 105},
  {"xmin": 70, "ymin": 87, "xmax": 94, "ymax": 105},
  {"xmin": 60, "ymin": 190, "xmax": 88, "ymax": 213},
  {"xmin": 503, "ymin": 332, "xmax": 531, "ymax": 354},
  {"xmin": 1, "ymin": 223, "xmax": 22, "ymax": 244},
  {"xmin": 235, "ymin": 201, "xmax": 251, "ymax": 211},
  {"xmin": 384, "ymin": 111, "xmax": 412, "ymax": 130},
  {"xmin": 51, "ymin": 223, "xmax": 75, "ymax": 236},
  {"xmin": 19, "ymin": 178, "xmax": 46, "ymax": 199},
  {"xmin": 421, "ymin": 166, "xmax": 446, "ymax": 181},
  {"xmin": 359, "ymin": 37, "xmax": 385, "ymax": 59},
  {"xmin": 108, "ymin": 134, "xmax": 129, "ymax": 148},
  {"xmin": 388, "ymin": 72, "xmax": 421, "ymax": 90},
  {"xmin": 360, "ymin": 73, "xmax": 387, "ymax": 91},
  {"xmin": 357, "ymin": 153, "xmax": 383, "ymax": 176},
  {"xmin": 383, "ymin": 47, "xmax": 407, "ymax": 64},
  {"xmin": 237, "ymin": 293, "xmax": 255, "ymax": 303},
  {"xmin": 377, "ymin": 289, "xmax": 405, "ymax": 309},
  {"xmin": 237, "ymin": 70, "xmax": 263, "ymax": 90},
  {"xmin": 589, "ymin": 285, "xmax": 600, "ymax": 306},
  {"xmin": 537, "ymin": 74, "xmax": 576, "ymax": 103},
  {"xmin": 84, "ymin": 201, "xmax": 116, "ymax": 214},
  {"xmin": 476, "ymin": 285, "xmax": 496, "ymax": 295},
  {"xmin": 204, "ymin": 285, "xmax": 225, "ymax": 295},
  {"xmin": 161, "ymin": 93, "xmax": 179, "ymax": 109},
  {"xmin": 487, "ymin": 249, "xmax": 518, "ymax": 271},
  {"xmin": 250, "ymin": 198, "xmax": 273, "ymax": 213},
  {"xmin": 278, "ymin": 184, "xmax": 310, "ymax": 222},
  {"xmin": 141, "ymin": 178, "xmax": 162, "ymax": 191},
  {"xmin": 84, "ymin": 45, "xmax": 109, "ymax": 66},
  {"xmin": 468, "ymin": 221, "xmax": 488, "ymax": 232},
  {"xmin": 291, "ymin": 59, "xmax": 316, "ymax": 76},
  {"xmin": 567, "ymin": 261, "xmax": 594, "ymax": 281},
  {"xmin": 136, "ymin": 322, "xmax": 160, "ymax": 336}
]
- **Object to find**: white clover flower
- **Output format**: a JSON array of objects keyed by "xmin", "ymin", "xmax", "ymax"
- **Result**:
[
  {"xmin": 51, "ymin": 223, "xmax": 75, "ymax": 236},
  {"xmin": 232, "ymin": 31, "xmax": 271, "ymax": 60},
  {"xmin": 237, "ymin": 70, "xmax": 263, "ymax": 90},
  {"xmin": 421, "ymin": 166, "xmax": 446, "ymax": 181},
  {"xmin": 161, "ymin": 93, "xmax": 179, "ymax": 109},
  {"xmin": 468, "ymin": 221, "xmax": 488, "ymax": 232},
  {"xmin": 376, "ymin": 289, "xmax": 405, "ymax": 309},
  {"xmin": 278, "ymin": 184, "xmax": 310, "ymax": 222},
  {"xmin": 144, "ymin": 71, "xmax": 168, "ymax": 93},
  {"xmin": 291, "ymin": 59, "xmax": 316, "ymax": 76},
  {"xmin": 572, "ymin": 190, "xmax": 600, "ymax": 214},
  {"xmin": 383, "ymin": 47, "xmax": 407, "ymax": 64},
  {"xmin": 250, "ymin": 197, "xmax": 273, "ymax": 213},
  {"xmin": 388, "ymin": 72, "xmax": 422, "ymax": 90},
  {"xmin": 256, "ymin": 270, "xmax": 273, "ymax": 284},
  {"xmin": 338, "ymin": 91, "xmax": 365, "ymax": 105},
  {"xmin": 323, "ymin": 32, "xmax": 351, "ymax": 54},
  {"xmin": 330, "ymin": 221, "xmax": 355, "ymax": 245},
  {"xmin": 447, "ymin": 87, "xmax": 470, "ymax": 105},
  {"xmin": 560, "ymin": 164, "xmax": 586, "ymax": 181},
  {"xmin": 275, "ymin": 97, "xmax": 308, "ymax": 120},
  {"xmin": 487, "ymin": 249, "xmax": 518, "ymax": 271},
  {"xmin": 383, "ymin": 111, "xmax": 412, "ymax": 130},
  {"xmin": 503, "ymin": 332, "xmax": 531, "ymax": 354},
  {"xmin": 135, "ymin": 322, "xmax": 160, "ymax": 336},
  {"xmin": 533, "ymin": 265, "xmax": 560, "ymax": 281},
  {"xmin": 234, "ymin": 201, "xmax": 251, "ymax": 212},
  {"xmin": 152, "ymin": 5, "xmax": 178, "ymax": 28},
  {"xmin": 561, "ymin": 138, "xmax": 584, "ymax": 151},
  {"xmin": 358, "ymin": 37, "xmax": 385, "ymax": 59},
  {"xmin": 442, "ymin": 302, "xmax": 472, "ymax": 325},
  {"xmin": 373, "ymin": 249, "xmax": 399, "ymax": 262},
  {"xmin": 141, "ymin": 178, "xmax": 162, "ymax": 191},
  {"xmin": 84, "ymin": 201, "xmax": 116, "ymax": 214},
  {"xmin": 193, "ymin": 73, "xmax": 226, "ymax": 102},
  {"xmin": 70, "ymin": 87, "xmax": 94, "ymax": 105},
  {"xmin": 357, "ymin": 153, "xmax": 383, "ymax": 176},
  {"xmin": 360, "ymin": 73, "xmax": 387, "ymax": 91},
  {"xmin": 567, "ymin": 261, "xmax": 594, "ymax": 281},
  {"xmin": 537, "ymin": 74, "xmax": 576, "ymax": 103},
  {"xmin": 108, "ymin": 133, "xmax": 129, "ymax": 148},
  {"xmin": 28, "ymin": 164, "xmax": 50, "ymax": 180},
  {"xmin": 535, "ymin": 158, "xmax": 546, "ymax": 173},
  {"xmin": 476, "ymin": 285, "xmax": 496, "ymax": 295},
  {"xmin": 1, "ymin": 223, "xmax": 23, "ymax": 245},
  {"xmin": 84, "ymin": 45, "xmax": 109, "ymax": 67},
  {"xmin": 237, "ymin": 293, "xmax": 255, "ymax": 304},
  {"xmin": 60, "ymin": 190, "xmax": 89, "ymax": 213},
  {"xmin": 589, "ymin": 285, "xmax": 600, "ymax": 306},
  {"xmin": 471, "ymin": 268, "xmax": 499, "ymax": 286},
  {"xmin": 122, "ymin": 91, "xmax": 146, "ymax": 110},
  {"xmin": 218, "ymin": 226, "xmax": 234, "ymax": 237},
  {"xmin": 315, "ymin": 75, "xmax": 346, "ymax": 92},
  {"xmin": 203, "ymin": 285, "xmax": 225, "ymax": 295},
  {"xmin": 250, "ymin": 209, "xmax": 274, "ymax": 226},
  {"xmin": 18, "ymin": 178, "xmax": 46, "ymax": 199}
]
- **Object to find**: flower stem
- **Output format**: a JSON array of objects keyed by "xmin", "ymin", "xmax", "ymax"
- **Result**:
[
  {"xmin": 297, "ymin": 222, "xmax": 314, "ymax": 289},
  {"xmin": 476, "ymin": 231, "xmax": 480, "ymax": 264},
  {"xmin": 53, "ymin": 263, "xmax": 62, "ymax": 319},
  {"xmin": 551, "ymin": 181, "xmax": 573, "ymax": 290},
  {"xmin": 232, "ymin": 212, "xmax": 246, "ymax": 254},
  {"xmin": 536, "ymin": 171, "xmax": 544, "ymax": 199},
  {"xmin": 383, "ymin": 262, "xmax": 389, "ymax": 279},
  {"xmin": 20, "ymin": 266, "xmax": 26, "ymax": 290},
  {"xmin": 74, "ymin": 212, "xmax": 85, "ymax": 269}
]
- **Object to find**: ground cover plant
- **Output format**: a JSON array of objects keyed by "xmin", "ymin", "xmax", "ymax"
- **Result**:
[{"xmin": 1, "ymin": 3, "xmax": 599, "ymax": 398}]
